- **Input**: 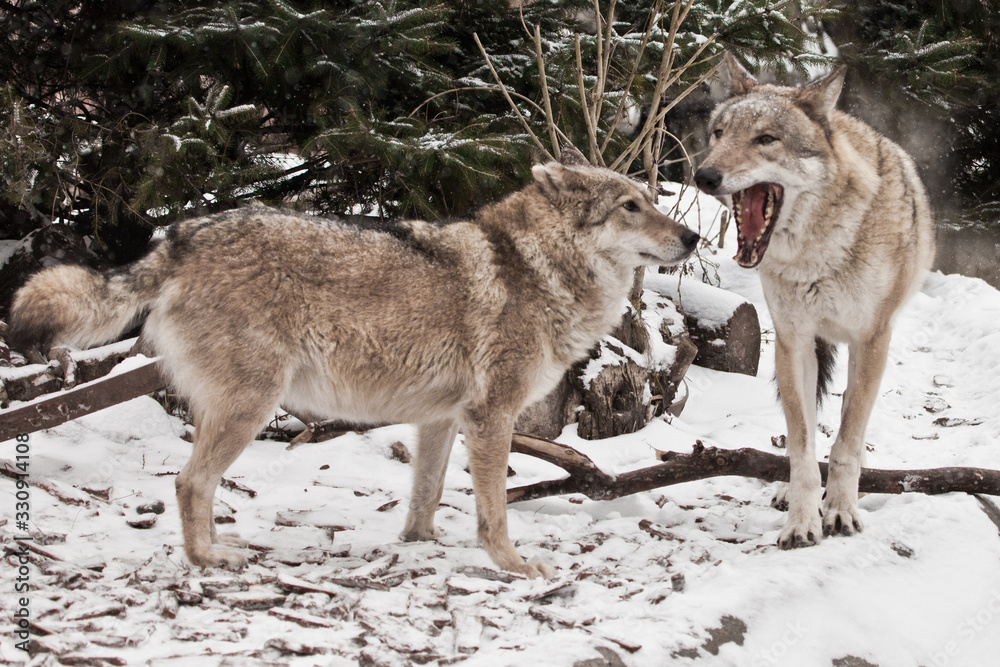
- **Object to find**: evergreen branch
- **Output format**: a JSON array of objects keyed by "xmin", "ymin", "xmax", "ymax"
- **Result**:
[
  {"xmin": 472, "ymin": 32, "xmax": 553, "ymax": 162},
  {"xmin": 408, "ymin": 87, "xmax": 551, "ymax": 126}
]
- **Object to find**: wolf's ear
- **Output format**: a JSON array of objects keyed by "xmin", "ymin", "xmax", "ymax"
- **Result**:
[
  {"xmin": 532, "ymin": 162, "xmax": 588, "ymax": 204},
  {"xmin": 724, "ymin": 52, "xmax": 757, "ymax": 97},
  {"xmin": 796, "ymin": 65, "xmax": 846, "ymax": 127},
  {"xmin": 558, "ymin": 141, "xmax": 590, "ymax": 167},
  {"xmin": 532, "ymin": 163, "xmax": 563, "ymax": 202}
]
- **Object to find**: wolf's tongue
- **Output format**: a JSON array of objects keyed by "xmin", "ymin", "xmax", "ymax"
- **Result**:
[{"xmin": 735, "ymin": 183, "xmax": 772, "ymax": 268}]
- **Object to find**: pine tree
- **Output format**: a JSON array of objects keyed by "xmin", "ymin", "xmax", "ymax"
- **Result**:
[{"xmin": 0, "ymin": 0, "xmax": 839, "ymax": 266}]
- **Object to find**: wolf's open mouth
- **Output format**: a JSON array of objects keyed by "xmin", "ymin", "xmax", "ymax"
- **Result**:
[{"xmin": 733, "ymin": 183, "xmax": 783, "ymax": 268}]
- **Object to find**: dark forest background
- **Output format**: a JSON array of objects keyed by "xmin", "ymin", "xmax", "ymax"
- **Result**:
[{"xmin": 0, "ymin": 0, "xmax": 996, "ymax": 282}]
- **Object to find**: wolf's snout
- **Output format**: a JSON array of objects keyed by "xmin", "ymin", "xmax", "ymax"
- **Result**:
[
  {"xmin": 681, "ymin": 228, "xmax": 700, "ymax": 250},
  {"xmin": 694, "ymin": 167, "xmax": 722, "ymax": 194}
]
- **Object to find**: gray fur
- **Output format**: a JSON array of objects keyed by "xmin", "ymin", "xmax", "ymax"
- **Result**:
[
  {"xmin": 695, "ymin": 54, "xmax": 935, "ymax": 549},
  {"xmin": 9, "ymin": 161, "xmax": 698, "ymax": 576}
]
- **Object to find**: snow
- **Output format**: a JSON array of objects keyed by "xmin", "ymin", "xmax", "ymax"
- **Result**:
[
  {"xmin": 2, "ymin": 189, "xmax": 1000, "ymax": 666},
  {"xmin": 646, "ymin": 272, "xmax": 749, "ymax": 329},
  {"xmin": 0, "ymin": 240, "xmax": 23, "ymax": 267}
]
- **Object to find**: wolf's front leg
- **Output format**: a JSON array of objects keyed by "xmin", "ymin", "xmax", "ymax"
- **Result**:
[
  {"xmin": 463, "ymin": 413, "xmax": 555, "ymax": 578},
  {"xmin": 402, "ymin": 420, "xmax": 459, "ymax": 541},
  {"xmin": 824, "ymin": 329, "xmax": 890, "ymax": 536},
  {"xmin": 774, "ymin": 332, "xmax": 823, "ymax": 549}
]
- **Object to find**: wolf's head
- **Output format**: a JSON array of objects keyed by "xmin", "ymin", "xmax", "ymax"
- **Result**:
[
  {"xmin": 530, "ymin": 162, "xmax": 699, "ymax": 268},
  {"xmin": 694, "ymin": 53, "xmax": 847, "ymax": 269}
]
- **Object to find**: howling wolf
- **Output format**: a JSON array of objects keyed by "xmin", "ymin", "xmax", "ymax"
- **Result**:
[
  {"xmin": 9, "ymin": 156, "xmax": 699, "ymax": 576},
  {"xmin": 694, "ymin": 54, "xmax": 935, "ymax": 549}
]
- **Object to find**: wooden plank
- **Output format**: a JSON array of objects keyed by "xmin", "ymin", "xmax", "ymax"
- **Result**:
[{"xmin": 0, "ymin": 360, "xmax": 166, "ymax": 442}]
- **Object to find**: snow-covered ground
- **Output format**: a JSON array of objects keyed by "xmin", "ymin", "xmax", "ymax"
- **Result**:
[{"xmin": 3, "ymin": 186, "xmax": 1000, "ymax": 666}]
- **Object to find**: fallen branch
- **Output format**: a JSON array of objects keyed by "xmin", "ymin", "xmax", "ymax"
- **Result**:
[
  {"xmin": 287, "ymin": 419, "xmax": 389, "ymax": 447},
  {"xmin": 9, "ymin": 367, "xmax": 998, "ymax": 507},
  {"xmin": 507, "ymin": 436, "xmax": 1000, "ymax": 503}
]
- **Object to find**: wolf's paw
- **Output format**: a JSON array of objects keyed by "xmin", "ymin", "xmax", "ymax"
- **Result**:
[
  {"xmin": 822, "ymin": 504, "xmax": 864, "ymax": 537},
  {"xmin": 777, "ymin": 514, "xmax": 822, "ymax": 550},
  {"xmin": 191, "ymin": 549, "xmax": 247, "ymax": 571},
  {"xmin": 214, "ymin": 532, "xmax": 249, "ymax": 548},
  {"xmin": 400, "ymin": 525, "xmax": 442, "ymax": 542},
  {"xmin": 770, "ymin": 483, "xmax": 790, "ymax": 512},
  {"xmin": 513, "ymin": 560, "xmax": 557, "ymax": 579}
]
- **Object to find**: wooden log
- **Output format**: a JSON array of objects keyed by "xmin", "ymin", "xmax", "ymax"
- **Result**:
[
  {"xmin": 1, "ymin": 362, "xmax": 62, "ymax": 403},
  {"xmin": 287, "ymin": 418, "xmax": 390, "ymax": 446},
  {"xmin": 0, "ymin": 360, "xmax": 165, "ymax": 442},
  {"xmin": 686, "ymin": 301, "xmax": 761, "ymax": 376},
  {"xmin": 507, "ymin": 436, "xmax": 1000, "ymax": 504},
  {"xmin": 646, "ymin": 275, "xmax": 761, "ymax": 376}
]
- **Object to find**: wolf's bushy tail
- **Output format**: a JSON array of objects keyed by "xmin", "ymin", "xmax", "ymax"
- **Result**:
[
  {"xmin": 7, "ymin": 243, "xmax": 170, "ymax": 354},
  {"xmin": 774, "ymin": 336, "xmax": 839, "ymax": 407},
  {"xmin": 815, "ymin": 337, "xmax": 838, "ymax": 406}
]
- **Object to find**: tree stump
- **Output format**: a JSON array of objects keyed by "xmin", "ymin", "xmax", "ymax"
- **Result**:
[
  {"xmin": 514, "ymin": 288, "xmax": 699, "ymax": 440},
  {"xmin": 576, "ymin": 346, "xmax": 647, "ymax": 440},
  {"xmin": 651, "ymin": 330, "xmax": 698, "ymax": 418},
  {"xmin": 513, "ymin": 372, "xmax": 582, "ymax": 440}
]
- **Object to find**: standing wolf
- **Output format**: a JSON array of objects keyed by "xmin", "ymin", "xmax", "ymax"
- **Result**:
[
  {"xmin": 694, "ymin": 54, "xmax": 935, "ymax": 548},
  {"xmin": 9, "ymin": 159, "xmax": 698, "ymax": 576}
]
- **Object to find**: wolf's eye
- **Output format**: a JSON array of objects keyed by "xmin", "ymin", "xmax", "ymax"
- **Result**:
[
  {"xmin": 712, "ymin": 129, "xmax": 723, "ymax": 139},
  {"xmin": 623, "ymin": 200, "xmax": 639, "ymax": 212},
  {"xmin": 755, "ymin": 134, "xmax": 778, "ymax": 145}
]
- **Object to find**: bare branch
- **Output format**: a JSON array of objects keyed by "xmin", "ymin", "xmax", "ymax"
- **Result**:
[
  {"xmin": 611, "ymin": 53, "xmax": 720, "ymax": 172},
  {"xmin": 601, "ymin": 0, "xmax": 665, "ymax": 154},
  {"xmin": 607, "ymin": 5, "xmax": 676, "ymax": 173},
  {"xmin": 533, "ymin": 24, "xmax": 561, "ymax": 161},
  {"xmin": 508, "ymin": 439, "xmax": 1000, "ymax": 504},
  {"xmin": 574, "ymin": 35, "xmax": 603, "ymax": 166},
  {"xmin": 472, "ymin": 32, "xmax": 553, "ymax": 161}
]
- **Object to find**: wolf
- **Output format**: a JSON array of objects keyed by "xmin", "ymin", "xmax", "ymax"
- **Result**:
[
  {"xmin": 694, "ymin": 54, "xmax": 935, "ymax": 549},
  {"xmin": 9, "ymin": 156, "xmax": 699, "ymax": 577}
]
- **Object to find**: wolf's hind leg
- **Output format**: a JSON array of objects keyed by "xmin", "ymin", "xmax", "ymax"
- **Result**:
[
  {"xmin": 402, "ymin": 420, "xmax": 458, "ymax": 542},
  {"xmin": 211, "ymin": 524, "xmax": 249, "ymax": 549},
  {"xmin": 176, "ymin": 404, "xmax": 274, "ymax": 570},
  {"xmin": 823, "ymin": 328, "xmax": 890, "ymax": 537},
  {"xmin": 770, "ymin": 483, "xmax": 790, "ymax": 512}
]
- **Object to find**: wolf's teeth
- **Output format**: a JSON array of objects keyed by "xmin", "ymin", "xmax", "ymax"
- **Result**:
[{"xmin": 751, "ymin": 250, "xmax": 759, "ymax": 264}]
